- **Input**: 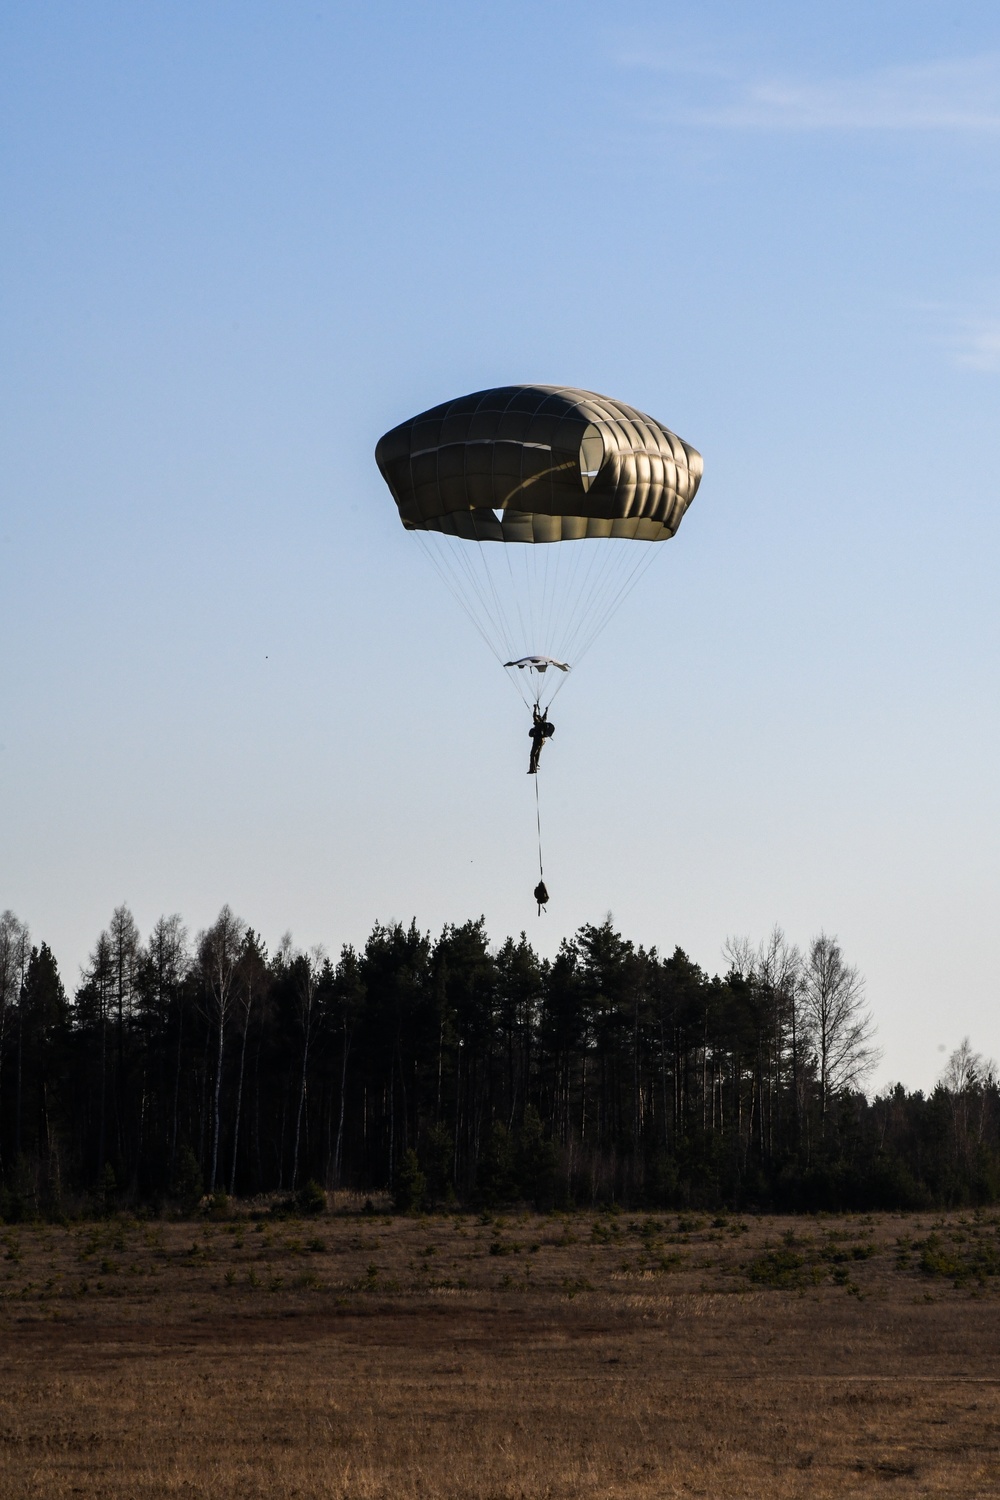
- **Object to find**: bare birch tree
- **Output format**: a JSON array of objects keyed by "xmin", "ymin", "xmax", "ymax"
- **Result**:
[
  {"xmin": 754, "ymin": 927, "xmax": 804, "ymax": 1148},
  {"xmin": 940, "ymin": 1038, "xmax": 998, "ymax": 1168},
  {"xmin": 800, "ymin": 933, "xmax": 879, "ymax": 1131},
  {"xmin": 0, "ymin": 911, "xmax": 30, "ymax": 1173},
  {"xmin": 229, "ymin": 929, "xmax": 267, "ymax": 1196},
  {"xmin": 723, "ymin": 927, "xmax": 804, "ymax": 1157},
  {"xmin": 198, "ymin": 905, "xmax": 246, "ymax": 1196},
  {"xmin": 80, "ymin": 929, "xmax": 114, "ymax": 1182}
]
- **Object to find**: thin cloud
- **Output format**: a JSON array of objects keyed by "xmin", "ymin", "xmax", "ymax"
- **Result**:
[
  {"xmin": 953, "ymin": 316, "xmax": 1000, "ymax": 372},
  {"xmin": 626, "ymin": 53, "xmax": 1000, "ymax": 133},
  {"xmin": 922, "ymin": 301, "xmax": 1000, "ymax": 373}
]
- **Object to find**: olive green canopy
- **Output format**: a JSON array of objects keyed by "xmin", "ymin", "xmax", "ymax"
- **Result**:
[{"xmin": 375, "ymin": 385, "xmax": 703, "ymax": 543}]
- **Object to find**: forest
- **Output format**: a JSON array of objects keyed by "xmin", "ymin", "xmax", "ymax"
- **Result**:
[{"xmin": 0, "ymin": 905, "xmax": 996, "ymax": 1219}]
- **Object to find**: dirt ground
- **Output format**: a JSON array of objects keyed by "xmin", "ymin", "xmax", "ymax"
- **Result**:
[{"xmin": 1, "ymin": 1206, "xmax": 998, "ymax": 1497}]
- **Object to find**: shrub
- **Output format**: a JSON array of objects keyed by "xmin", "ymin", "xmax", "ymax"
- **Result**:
[
  {"xmin": 171, "ymin": 1147, "xmax": 203, "ymax": 1211},
  {"xmin": 745, "ymin": 1249, "xmax": 807, "ymax": 1288},
  {"xmin": 394, "ymin": 1150, "xmax": 426, "ymax": 1214},
  {"xmin": 297, "ymin": 1180, "xmax": 326, "ymax": 1216},
  {"xmin": 517, "ymin": 1107, "xmax": 557, "ymax": 1210},
  {"xmin": 420, "ymin": 1124, "xmax": 455, "ymax": 1207},
  {"xmin": 476, "ymin": 1122, "xmax": 516, "ymax": 1208}
]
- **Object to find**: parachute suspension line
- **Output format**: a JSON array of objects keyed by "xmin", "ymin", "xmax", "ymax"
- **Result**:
[
  {"xmin": 413, "ymin": 533, "xmax": 505, "ymax": 666},
  {"xmin": 417, "ymin": 528, "xmax": 667, "ymax": 713},
  {"xmin": 570, "ymin": 542, "xmax": 665, "ymax": 668},
  {"xmin": 554, "ymin": 539, "xmax": 622, "ymax": 665},
  {"xmin": 534, "ymin": 542, "xmax": 548, "ymax": 654},
  {"xmin": 432, "ymin": 536, "xmax": 509, "ymax": 655},
  {"xmin": 542, "ymin": 540, "xmax": 566, "ymax": 657},
  {"xmin": 454, "ymin": 540, "xmax": 515, "ymax": 658},
  {"xmin": 554, "ymin": 534, "xmax": 588, "ymax": 650},
  {"xmin": 559, "ymin": 545, "xmax": 627, "ymax": 664},
  {"xmin": 538, "ymin": 672, "xmax": 568, "ymax": 714},
  {"xmin": 522, "ymin": 542, "xmax": 536, "ymax": 656},
  {"xmin": 505, "ymin": 670, "xmax": 535, "ymax": 712},
  {"xmin": 583, "ymin": 544, "xmax": 662, "ymax": 657},
  {"xmin": 568, "ymin": 541, "xmax": 628, "ymax": 655},
  {"xmin": 475, "ymin": 537, "xmax": 519, "ymax": 660},
  {"xmin": 501, "ymin": 539, "xmax": 531, "ymax": 662},
  {"xmin": 414, "ymin": 535, "xmax": 532, "ymax": 709},
  {"xmin": 465, "ymin": 538, "xmax": 536, "ymax": 710},
  {"xmin": 542, "ymin": 543, "xmax": 566, "ymax": 654}
]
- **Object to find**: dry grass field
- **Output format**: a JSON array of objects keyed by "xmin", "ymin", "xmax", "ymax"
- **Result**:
[{"xmin": 1, "ymin": 1204, "xmax": 999, "ymax": 1497}]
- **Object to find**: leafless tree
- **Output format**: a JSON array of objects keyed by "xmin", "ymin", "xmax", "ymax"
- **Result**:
[
  {"xmin": 109, "ymin": 904, "xmax": 140, "ymax": 1036},
  {"xmin": 941, "ymin": 1038, "xmax": 985, "ymax": 1094},
  {"xmin": 723, "ymin": 927, "xmax": 804, "ymax": 1155},
  {"xmin": 103, "ymin": 905, "xmax": 141, "ymax": 1174},
  {"xmin": 754, "ymin": 927, "xmax": 804, "ymax": 1150},
  {"xmin": 81, "ymin": 928, "xmax": 114, "ymax": 1181},
  {"xmin": 229, "ymin": 929, "xmax": 268, "ymax": 1196},
  {"xmin": 0, "ymin": 911, "xmax": 30, "ymax": 1173},
  {"xmin": 940, "ymin": 1038, "xmax": 998, "ymax": 1165},
  {"xmin": 800, "ymin": 933, "xmax": 880, "ymax": 1130},
  {"xmin": 198, "ymin": 905, "xmax": 246, "ymax": 1196}
]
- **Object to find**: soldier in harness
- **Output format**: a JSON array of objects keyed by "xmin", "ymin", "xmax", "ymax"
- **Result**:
[{"xmin": 527, "ymin": 704, "xmax": 555, "ymax": 775}]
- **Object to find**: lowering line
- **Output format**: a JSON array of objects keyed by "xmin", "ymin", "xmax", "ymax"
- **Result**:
[{"xmin": 533, "ymin": 773, "xmax": 549, "ymax": 915}]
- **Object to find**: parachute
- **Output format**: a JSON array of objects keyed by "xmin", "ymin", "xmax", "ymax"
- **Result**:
[
  {"xmin": 376, "ymin": 385, "xmax": 702, "ymax": 708},
  {"xmin": 375, "ymin": 385, "xmax": 703, "ymax": 903}
]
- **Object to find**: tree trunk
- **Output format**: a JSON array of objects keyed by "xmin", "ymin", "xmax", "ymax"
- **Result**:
[
  {"xmin": 169, "ymin": 998, "xmax": 183, "ymax": 1178},
  {"xmin": 208, "ymin": 1009, "xmax": 224, "ymax": 1195},
  {"xmin": 333, "ymin": 1026, "xmax": 350, "ymax": 1187},
  {"xmin": 229, "ymin": 1008, "xmax": 250, "ymax": 1196},
  {"xmin": 291, "ymin": 1024, "xmax": 310, "ymax": 1189}
]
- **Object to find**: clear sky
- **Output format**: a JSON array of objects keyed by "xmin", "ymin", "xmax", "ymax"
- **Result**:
[{"xmin": 3, "ymin": 1, "xmax": 999, "ymax": 1093}]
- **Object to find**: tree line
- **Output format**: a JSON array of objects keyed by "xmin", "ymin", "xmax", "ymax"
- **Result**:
[{"xmin": 0, "ymin": 905, "xmax": 996, "ymax": 1219}]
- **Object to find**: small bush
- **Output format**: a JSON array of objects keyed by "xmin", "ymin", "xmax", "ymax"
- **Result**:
[
  {"xmin": 745, "ymin": 1249, "xmax": 807, "ymax": 1288},
  {"xmin": 297, "ymin": 1180, "xmax": 326, "ymax": 1216},
  {"xmin": 394, "ymin": 1151, "xmax": 426, "ymax": 1214},
  {"xmin": 171, "ymin": 1148, "xmax": 203, "ymax": 1211}
]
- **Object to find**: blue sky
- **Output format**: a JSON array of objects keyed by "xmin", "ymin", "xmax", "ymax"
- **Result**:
[{"xmin": 3, "ymin": 1, "xmax": 999, "ymax": 1091}]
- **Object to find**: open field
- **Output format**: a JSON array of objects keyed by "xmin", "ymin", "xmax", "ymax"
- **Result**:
[{"xmin": 1, "ymin": 1207, "xmax": 999, "ymax": 1497}]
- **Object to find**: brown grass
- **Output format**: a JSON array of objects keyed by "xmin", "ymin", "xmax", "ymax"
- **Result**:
[{"xmin": 1, "ymin": 1208, "xmax": 999, "ymax": 1496}]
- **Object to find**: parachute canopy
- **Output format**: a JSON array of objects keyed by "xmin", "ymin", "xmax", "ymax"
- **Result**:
[{"xmin": 375, "ymin": 385, "xmax": 703, "ymax": 544}]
